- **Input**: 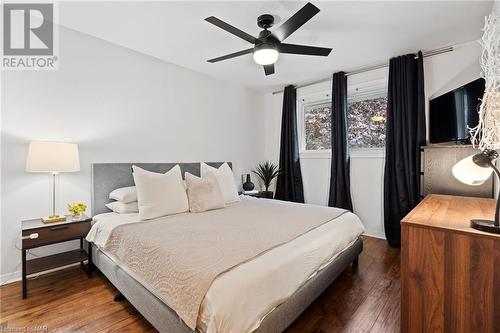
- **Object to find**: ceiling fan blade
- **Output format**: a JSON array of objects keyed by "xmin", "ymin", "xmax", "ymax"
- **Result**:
[
  {"xmin": 205, "ymin": 16, "xmax": 257, "ymax": 44},
  {"xmin": 272, "ymin": 2, "xmax": 320, "ymax": 41},
  {"xmin": 264, "ymin": 64, "xmax": 275, "ymax": 76},
  {"xmin": 207, "ymin": 48, "xmax": 253, "ymax": 63},
  {"xmin": 279, "ymin": 43, "xmax": 332, "ymax": 56}
]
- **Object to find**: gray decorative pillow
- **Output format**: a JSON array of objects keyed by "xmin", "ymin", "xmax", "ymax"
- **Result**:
[{"xmin": 185, "ymin": 171, "xmax": 225, "ymax": 213}]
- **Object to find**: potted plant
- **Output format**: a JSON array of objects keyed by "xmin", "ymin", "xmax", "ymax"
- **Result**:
[{"xmin": 252, "ymin": 161, "xmax": 281, "ymax": 199}]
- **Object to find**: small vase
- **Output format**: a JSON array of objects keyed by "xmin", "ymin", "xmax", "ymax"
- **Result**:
[{"xmin": 242, "ymin": 174, "xmax": 255, "ymax": 191}]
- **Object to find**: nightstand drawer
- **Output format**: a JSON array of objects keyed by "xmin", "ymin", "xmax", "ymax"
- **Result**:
[{"xmin": 22, "ymin": 221, "xmax": 91, "ymax": 249}]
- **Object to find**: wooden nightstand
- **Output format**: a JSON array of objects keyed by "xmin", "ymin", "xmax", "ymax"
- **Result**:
[{"xmin": 21, "ymin": 215, "xmax": 93, "ymax": 299}]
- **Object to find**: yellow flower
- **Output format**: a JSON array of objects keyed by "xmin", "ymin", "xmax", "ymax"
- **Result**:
[{"xmin": 68, "ymin": 202, "xmax": 87, "ymax": 215}]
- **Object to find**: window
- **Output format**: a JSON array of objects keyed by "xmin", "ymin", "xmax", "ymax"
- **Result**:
[
  {"xmin": 347, "ymin": 94, "xmax": 387, "ymax": 148},
  {"xmin": 299, "ymin": 81, "xmax": 387, "ymax": 153},
  {"xmin": 303, "ymin": 101, "xmax": 331, "ymax": 150}
]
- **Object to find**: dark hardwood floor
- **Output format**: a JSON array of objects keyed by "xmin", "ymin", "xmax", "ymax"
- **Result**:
[{"xmin": 0, "ymin": 236, "xmax": 400, "ymax": 333}]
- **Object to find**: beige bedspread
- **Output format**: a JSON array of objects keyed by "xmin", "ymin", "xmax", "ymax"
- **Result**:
[{"xmin": 103, "ymin": 198, "xmax": 347, "ymax": 329}]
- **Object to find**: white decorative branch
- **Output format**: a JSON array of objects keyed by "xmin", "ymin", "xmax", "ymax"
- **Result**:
[{"xmin": 470, "ymin": 13, "xmax": 500, "ymax": 150}]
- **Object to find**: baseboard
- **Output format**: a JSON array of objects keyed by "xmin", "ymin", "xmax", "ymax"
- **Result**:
[
  {"xmin": 363, "ymin": 230, "xmax": 386, "ymax": 240},
  {"xmin": 0, "ymin": 262, "xmax": 84, "ymax": 286},
  {"xmin": 0, "ymin": 270, "xmax": 21, "ymax": 286}
]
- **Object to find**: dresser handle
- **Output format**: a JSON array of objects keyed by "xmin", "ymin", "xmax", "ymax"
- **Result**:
[{"xmin": 50, "ymin": 225, "xmax": 68, "ymax": 231}]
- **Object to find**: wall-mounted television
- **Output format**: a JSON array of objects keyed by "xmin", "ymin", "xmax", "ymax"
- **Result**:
[{"xmin": 429, "ymin": 78, "xmax": 485, "ymax": 144}]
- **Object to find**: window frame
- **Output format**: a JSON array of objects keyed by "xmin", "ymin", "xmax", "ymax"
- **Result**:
[
  {"xmin": 347, "ymin": 81, "xmax": 388, "ymax": 153},
  {"xmin": 297, "ymin": 91, "xmax": 332, "ymax": 158},
  {"xmin": 297, "ymin": 78, "xmax": 388, "ymax": 158}
]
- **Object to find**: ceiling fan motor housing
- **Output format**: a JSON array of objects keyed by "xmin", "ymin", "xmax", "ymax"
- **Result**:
[
  {"xmin": 254, "ymin": 41, "xmax": 277, "ymax": 53},
  {"xmin": 256, "ymin": 30, "xmax": 279, "ymax": 47},
  {"xmin": 257, "ymin": 14, "xmax": 274, "ymax": 29}
]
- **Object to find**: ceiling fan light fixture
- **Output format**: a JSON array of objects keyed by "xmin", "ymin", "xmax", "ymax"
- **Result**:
[
  {"xmin": 253, "ymin": 44, "xmax": 279, "ymax": 65},
  {"xmin": 205, "ymin": 2, "xmax": 331, "ymax": 75}
]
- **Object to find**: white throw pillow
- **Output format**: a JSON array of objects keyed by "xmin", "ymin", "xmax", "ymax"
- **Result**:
[
  {"xmin": 185, "ymin": 172, "xmax": 225, "ymax": 213},
  {"xmin": 132, "ymin": 165, "xmax": 189, "ymax": 220},
  {"xmin": 201, "ymin": 162, "xmax": 240, "ymax": 204},
  {"xmin": 109, "ymin": 186, "xmax": 137, "ymax": 203},
  {"xmin": 105, "ymin": 201, "xmax": 139, "ymax": 214}
]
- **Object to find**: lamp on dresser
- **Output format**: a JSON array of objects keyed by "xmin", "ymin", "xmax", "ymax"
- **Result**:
[
  {"xmin": 26, "ymin": 141, "xmax": 80, "ymax": 223},
  {"xmin": 452, "ymin": 12, "xmax": 500, "ymax": 234},
  {"xmin": 453, "ymin": 150, "xmax": 500, "ymax": 233}
]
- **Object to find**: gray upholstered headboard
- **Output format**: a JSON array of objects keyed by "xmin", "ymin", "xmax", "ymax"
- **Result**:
[{"xmin": 91, "ymin": 162, "xmax": 231, "ymax": 216}]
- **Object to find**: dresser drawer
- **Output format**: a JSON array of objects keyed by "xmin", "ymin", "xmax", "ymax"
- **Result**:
[{"xmin": 22, "ymin": 221, "xmax": 91, "ymax": 249}]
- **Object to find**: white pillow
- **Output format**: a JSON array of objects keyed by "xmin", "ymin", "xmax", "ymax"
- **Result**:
[
  {"xmin": 185, "ymin": 172, "xmax": 225, "ymax": 213},
  {"xmin": 109, "ymin": 186, "xmax": 137, "ymax": 203},
  {"xmin": 105, "ymin": 201, "xmax": 139, "ymax": 214},
  {"xmin": 201, "ymin": 162, "xmax": 240, "ymax": 204},
  {"xmin": 132, "ymin": 165, "xmax": 189, "ymax": 220}
]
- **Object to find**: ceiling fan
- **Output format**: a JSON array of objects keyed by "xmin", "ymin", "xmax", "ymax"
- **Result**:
[{"xmin": 205, "ymin": 2, "xmax": 332, "ymax": 76}]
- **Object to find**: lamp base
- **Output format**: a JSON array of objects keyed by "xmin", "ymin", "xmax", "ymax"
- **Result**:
[
  {"xmin": 470, "ymin": 219, "xmax": 500, "ymax": 234},
  {"xmin": 42, "ymin": 215, "xmax": 67, "ymax": 224}
]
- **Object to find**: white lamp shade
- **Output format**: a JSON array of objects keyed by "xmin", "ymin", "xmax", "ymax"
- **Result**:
[
  {"xmin": 253, "ymin": 48, "xmax": 279, "ymax": 65},
  {"xmin": 26, "ymin": 141, "xmax": 80, "ymax": 172},
  {"xmin": 452, "ymin": 155, "xmax": 493, "ymax": 186}
]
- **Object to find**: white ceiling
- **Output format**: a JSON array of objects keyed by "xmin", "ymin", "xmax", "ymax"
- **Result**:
[{"xmin": 59, "ymin": 1, "xmax": 493, "ymax": 93}]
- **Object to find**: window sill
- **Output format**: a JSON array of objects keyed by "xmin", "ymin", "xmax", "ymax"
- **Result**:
[
  {"xmin": 350, "ymin": 148, "xmax": 385, "ymax": 158},
  {"xmin": 300, "ymin": 150, "xmax": 331, "ymax": 159},
  {"xmin": 300, "ymin": 148, "xmax": 385, "ymax": 159}
]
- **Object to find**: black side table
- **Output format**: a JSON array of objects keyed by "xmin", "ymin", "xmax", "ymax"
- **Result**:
[{"xmin": 21, "ymin": 215, "xmax": 92, "ymax": 299}]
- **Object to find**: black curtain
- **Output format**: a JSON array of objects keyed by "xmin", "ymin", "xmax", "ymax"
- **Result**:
[
  {"xmin": 328, "ymin": 72, "xmax": 353, "ymax": 211},
  {"xmin": 275, "ymin": 85, "xmax": 305, "ymax": 203},
  {"xmin": 384, "ymin": 52, "xmax": 426, "ymax": 247}
]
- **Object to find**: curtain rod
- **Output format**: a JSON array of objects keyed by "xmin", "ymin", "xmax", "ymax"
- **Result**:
[{"xmin": 271, "ymin": 46, "xmax": 454, "ymax": 95}]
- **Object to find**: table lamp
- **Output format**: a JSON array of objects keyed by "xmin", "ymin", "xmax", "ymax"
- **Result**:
[
  {"xmin": 26, "ymin": 141, "xmax": 80, "ymax": 223},
  {"xmin": 452, "ymin": 149, "xmax": 499, "ymax": 233}
]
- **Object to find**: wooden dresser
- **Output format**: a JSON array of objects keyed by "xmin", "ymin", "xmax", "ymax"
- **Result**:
[{"xmin": 401, "ymin": 194, "xmax": 500, "ymax": 333}]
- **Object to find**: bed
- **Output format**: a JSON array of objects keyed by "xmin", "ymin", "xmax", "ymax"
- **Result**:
[{"xmin": 88, "ymin": 162, "xmax": 364, "ymax": 333}]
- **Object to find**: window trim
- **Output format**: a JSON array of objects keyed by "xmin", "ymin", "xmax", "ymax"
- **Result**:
[
  {"xmin": 298, "ymin": 78, "xmax": 388, "ymax": 156},
  {"xmin": 350, "ymin": 147, "xmax": 385, "ymax": 158},
  {"xmin": 347, "ymin": 79, "xmax": 388, "ymax": 103},
  {"xmin": 297, "ymin": 91, "xmax": 331, "ymax": 155},
  {"xmin": 300, "ymin": 148, "xmax": 385, "ymax": 159},
  {"xmin": 347, "ymin": 88, "xmax": 388, "ymax": 150}
]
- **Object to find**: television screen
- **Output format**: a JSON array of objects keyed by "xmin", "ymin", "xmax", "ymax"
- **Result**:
[{"xmin": 429, "ymin": 78, "xmax": 485, "ymax": 144}]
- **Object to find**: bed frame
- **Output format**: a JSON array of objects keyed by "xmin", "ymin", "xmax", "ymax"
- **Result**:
[{"xmin": 90, "ymin": 162, "xmax": 363, "ymax": 333}]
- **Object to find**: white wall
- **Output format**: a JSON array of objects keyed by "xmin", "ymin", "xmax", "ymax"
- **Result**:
[
  {"xmin": 0, "ymin": 27, "xmax": 265, "ymax": 283},
  {"xmin": 264, "ymin": 40, "xmax": 482, "ymax": 240},
  {"xmin": 424, "ymin": 41, "xmax": 481, "ymax": 101}
]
